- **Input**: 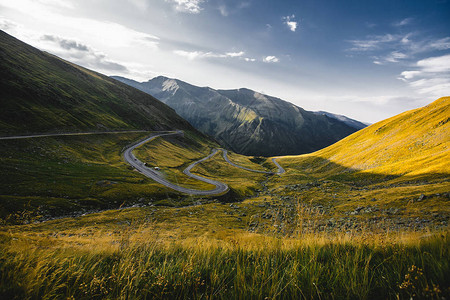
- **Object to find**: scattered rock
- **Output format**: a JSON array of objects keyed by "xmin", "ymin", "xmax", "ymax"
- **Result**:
[
  {"xmin": 95, "ymin": 180, "xmax": 117, "ymax": 187},
  {"xmin": 417, "ymin": 194, "xmax": 426, "ymax": 202},
  {"xmin": 355, "ymin": 206, "xmax": 364, "ymax": 212}
]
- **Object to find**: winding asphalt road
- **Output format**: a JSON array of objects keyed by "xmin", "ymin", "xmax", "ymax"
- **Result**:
[
  {"xmin": 0, "ymin": 130, "xmax": 148, "ymax": 140},
  {"xmin": 1, "ymin": 130, "xmax": 285, "ymax": 196},
  {"xmin": 123, "ymin": 133, "xmax": 285, "ymax": 195},
  {"xmin": 222, "ymin": 149, "xmax": 284, "ymax": 175},
  {"xmin": 123, "ymin": 131, "xmax": 229, "ymax": 195},
  {"xmin": 271, "ymin": 157, "xmax": 286, "ymax": 175}
]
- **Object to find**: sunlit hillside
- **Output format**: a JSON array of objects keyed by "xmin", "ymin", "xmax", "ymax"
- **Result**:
[{"xmin": 278, "ymin": 97, "xmax": 450, "ymax": 180}]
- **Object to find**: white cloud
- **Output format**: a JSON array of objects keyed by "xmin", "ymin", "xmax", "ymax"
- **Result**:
[
  {"xmin": 263, "ymin": 56, "xmax": 279, "ymax": 63},
  {"xmin": 174, "ymin": 49, "xmax": 247, "ymax": 60},
  {"xmin": 0, "ymin": 15, "xmax": 135, "ymax": 74},
  {"xmin": 0, "ymin": 1, "xmax": 160, "ymax": 50},
  {"xmin": 416, "ymin": 54, "xmax": 450, "ymax": 73},
  {"xmin": 166, "ymin": 0, "xmax": 204, "ymax": 13},
  {"xmin": 349, "ymin": 32, "xmax": 449, "ymax": 55},
  {"xmin": 0, "ymin": 11, "xmax": 161, "ymax": 79},
  {"xmin": 429, "ymin": 37, "xmax": 450, "ymax": 50},
  {"xmin": 394, "ymin": 17, "xmax": 413, "ymax": 27},
  {"xmin": 385, "ymin": 51, "xmax": 407, "ymax": 63},
  {"xmin": 218, "ymin": 5, "xmax": 228, "ymax": 16},
  {"xmin": 399, "ymin": 54, "xmax": 450, "ymax": 97},
  {"xmin": 283, "ymin": 15, "xmax": 297, "ymax": 32},
  {"xmin": 173, "ymin": 50, "xmax": 204, "ymax": 60},
  {"xmin": 217, "ymin": 2, "xmax": 251, "ymax": 17},
  {"xmin": 0, "ymin": 17, "xmax": 18, "ymax": 31},
  {"xmin": 401, "ymin": 33, "xmax": 412, "ymax": 44},
  {"xmin": 347, "ymin": 34, "xmax": 397, "ymax": 51},
  {"xmin": 399, "ymin": 55, "xmax": 450, "ymax": 80},
  {"xmin": 406, "ymin": 35, "xmax": 450, "ymax": 54},
  {"xmin": 398, "ymin": 71, "xmax": 421, "ymax": 80},
  {"xmin": 225, "ymin": 51, "xmax": 244, "ymax": 57},
  {"xmin": 348, "ymin": 30, "xmax": 450, "ymax": 67},
  {"xmin": 409, "ymin": 78, "xmax": 450, "ymax": 96},
  {"xmin": 362, "ymin": 33, "xmax": 450, "ymax": 55},
  {"xmin": 245, "ymin": 57, "xmax": 256, "ymax": 62},
  {"xmin": 39, "ymin": 34, "xmax": 129, "ymax": 72}
]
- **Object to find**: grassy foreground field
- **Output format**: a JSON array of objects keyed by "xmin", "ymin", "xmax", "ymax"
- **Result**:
[{"xmin": 0, "ymin": 204, "xmax": 448, "ymax": 299}]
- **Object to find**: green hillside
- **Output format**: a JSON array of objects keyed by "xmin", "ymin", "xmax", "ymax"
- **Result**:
[
  {"xmin": 0, "ymin": 30, "xmax": 195, "ymax": 135},
  {"xmin": 0, "ymin": 30, "xmax": 221, "ymax": 220}
]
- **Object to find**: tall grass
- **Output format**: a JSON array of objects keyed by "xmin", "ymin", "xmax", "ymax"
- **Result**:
[{"xmin": 0, "ymin": 231, "xmax": 448, "ymax": 299}]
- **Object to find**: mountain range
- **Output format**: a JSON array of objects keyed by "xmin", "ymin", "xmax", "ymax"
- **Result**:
[
  {"xmin": 112, "ymin": 76, "xmax": 366, "ymax": 156},
  {"xmin": 0, "ymin": 26, "xmax": 364, "ymax": 158}
]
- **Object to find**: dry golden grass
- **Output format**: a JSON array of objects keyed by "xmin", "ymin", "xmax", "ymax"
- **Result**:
[
  {"xmin": 1, "ymin": 202, "xmax": 448, "ymax": 299},
  {"xmin": 277, "ymin": 97, "xmax": 450, "ymax": 178}
]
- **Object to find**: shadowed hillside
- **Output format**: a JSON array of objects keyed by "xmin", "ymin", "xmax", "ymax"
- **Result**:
[{"xmin": 0, "ymin": 30, "xmax": 197, "ymax": 135}]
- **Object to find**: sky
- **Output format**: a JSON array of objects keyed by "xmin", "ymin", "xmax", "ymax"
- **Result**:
[{"xmin": 0, "ymin": 0, "xmax": 449, "ymax": 123}]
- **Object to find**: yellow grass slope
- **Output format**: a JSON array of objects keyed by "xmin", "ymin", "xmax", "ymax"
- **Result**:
[{"xmin": 278, "ymin": 97, "xmax": 450, "ymax": 178}]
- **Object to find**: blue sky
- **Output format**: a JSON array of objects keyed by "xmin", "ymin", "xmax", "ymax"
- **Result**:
[{"xmin": 0, "ymin": 0, "xmax": 449, "ymax": 123}]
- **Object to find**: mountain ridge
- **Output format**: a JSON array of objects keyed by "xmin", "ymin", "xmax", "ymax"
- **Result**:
[
  {"xmin": 0, "ymin": 30, "xmax": 199, "ymax": 136},
  {"xmin": 112, "ymin": 75, "xmax": 366, "ymax": 156},
  {"xmin": 313, "ymin": 111, "xmax": 368, "ymax": 130}
]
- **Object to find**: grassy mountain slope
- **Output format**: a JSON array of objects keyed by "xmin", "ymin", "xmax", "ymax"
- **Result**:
[
  {"xmin": 112, "ymin": 75, "xmax": 364, "ymax": 156},
  {"xmin": 313, "ymin": 111, "xmax": 368, "ymax": 130},
  {"xmin": 278, "ymin": 97, "xmax": 450, "ymax": 180},
  {"xmin": 0, "ymin": 30, "xmax": 226, "ymax": 220},
  {"xmin": 262, "ymin": 97, "xmax": 449, "ymax": 236},
  {"xmin": 0, "ymin": 30, "xmax": 196, "ymax": 135}
]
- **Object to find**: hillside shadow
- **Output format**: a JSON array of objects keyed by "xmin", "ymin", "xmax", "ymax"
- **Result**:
[{"xmin": 277, "ymin": 155, "xmax": 450, "ymax": 186}]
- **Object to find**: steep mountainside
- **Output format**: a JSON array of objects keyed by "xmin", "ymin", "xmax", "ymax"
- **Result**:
[
  {"xmin": 313, "ymin": 111, "xmax": 368, "ymax": 130},
  {"xmin": 0, "ymin": 30, "xmax": 197, "ymax": 135},
  {"xmin": 112, "ymin": 76, "xmax": 365, "ymax": 156},
  {"xmin": 279, "ymin": 97, "xmax": 450, "ymax": 179}
]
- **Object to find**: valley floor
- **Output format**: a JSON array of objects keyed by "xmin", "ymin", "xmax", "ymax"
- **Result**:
[{"xmin": 0, "ymin": 130, "xmax": 449, "ymax": 299}]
